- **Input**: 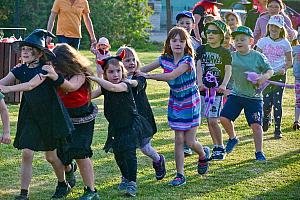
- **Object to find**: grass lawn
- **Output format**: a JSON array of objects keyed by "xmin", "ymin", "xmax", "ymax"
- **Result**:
[{"xmin": 0, "ymin": 50, "xmax": 299, "ymax": 200}]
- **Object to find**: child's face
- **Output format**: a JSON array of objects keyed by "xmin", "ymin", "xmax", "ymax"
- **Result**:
[
  {"xmin": 206, "ymin": 24, "xmax": 223, "ymax": 45},
  {"xmin": 105, "ymin": 64, "xmax": 123, "ymax": 84},
  {"xmin": 177, "ymin": 17, "xmax": 194, "ymax": 34},
  {"xmin": 268, "ymin": 24, "xmax": 281, "ymax": 38},
  {"xmin": 21, "ymin": 46, "xmax": 40, "ymax": 64},
  {"xmin": 226, "ymin": 14, "xmax": 238, "ymax": 30},
  {"xmin": 234, "ymin": 34, "xmax": 251, "ymax": 53},
  {"xmin": 123, "ymin": 54, "xmax": 137, "ymax": 75},
  {"xmin": 170, "ymin": 34, "xmax": 186, "ymax": 55},
  {"xmin": 99, "ymin": 44, "xmax": 109, "ymax": 50},
  {"xmin": 268, "ymin": 1, "xmax": 281, "ymax": 15}
]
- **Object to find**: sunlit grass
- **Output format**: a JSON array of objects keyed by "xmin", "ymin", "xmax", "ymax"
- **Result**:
[{"xmin": 0, "ymin": 50, "xmax": 299, "ymax": 199}]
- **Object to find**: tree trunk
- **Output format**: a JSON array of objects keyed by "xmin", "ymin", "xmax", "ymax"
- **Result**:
[{"xmin": 166, "ymin": 0, "xmax": 172, "ymax": 32}]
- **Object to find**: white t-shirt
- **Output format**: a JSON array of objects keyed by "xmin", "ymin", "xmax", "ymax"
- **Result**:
[{"xmin": 257, "ymin": 36, "xmax": 292, "ymax": 73}]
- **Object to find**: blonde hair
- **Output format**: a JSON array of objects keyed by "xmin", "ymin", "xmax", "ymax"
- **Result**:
[
  {"xmin": 162, "ymin": 26, "xmax": 194, "ymax": 58},
  {"xmin": 116, "ymin": 46, "xmax": 141, "ymax": 70}
]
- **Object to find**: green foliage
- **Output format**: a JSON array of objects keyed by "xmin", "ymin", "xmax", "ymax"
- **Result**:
[
  {"xmin": 87, "ymin": 0, "xmax": 153, "ymax": 49},
  {"xmin": 0, "ymin": 0, "xmax": 153, "ymax": 50}
]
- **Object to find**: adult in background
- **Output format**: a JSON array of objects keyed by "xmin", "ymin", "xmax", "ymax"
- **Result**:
[
  {"xmin": 244, "ymin": 0, "xmax": 268, "ymax": 31},
  {"xmin": 253, "ymin": 0, "xmax": 295, "ymax": 45},
  {"xmin": 46, "ymin": 0, "xmax": 97, "ymax": 50},
  {"xmin": 192, "ymin": 0, "xmax": 222, "ymax": 43}
]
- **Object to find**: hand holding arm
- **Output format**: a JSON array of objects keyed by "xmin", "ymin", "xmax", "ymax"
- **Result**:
[{"xmin": 88, "ymin": 76, "xmax": 128, "ymax": 92}]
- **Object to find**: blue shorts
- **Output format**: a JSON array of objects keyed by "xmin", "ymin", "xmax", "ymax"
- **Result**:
[
  {"xmin": 57, "ymin": 35, "xmax": 81, "ymax": 50},
  {"xmin": 220, "ymin": 95, "xmax": 263, "ymax": 126}
]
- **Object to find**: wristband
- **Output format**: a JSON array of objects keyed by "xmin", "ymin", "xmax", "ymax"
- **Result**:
[{"xmin": 53, "ymin": 74, "xmax": 65, "ymax": 86}]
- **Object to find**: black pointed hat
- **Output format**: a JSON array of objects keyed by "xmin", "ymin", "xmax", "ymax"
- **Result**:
[{"xmin": 13, "ymin": 29, "xmax": 56, "ymax": 60}]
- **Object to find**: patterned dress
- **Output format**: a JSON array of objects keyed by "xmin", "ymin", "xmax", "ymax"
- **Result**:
[{"xmin": 159, "ymin": 55, "xmax": 201, "ymax": 131}]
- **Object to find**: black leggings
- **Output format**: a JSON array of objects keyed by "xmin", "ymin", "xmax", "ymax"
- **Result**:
[
  {"xmin": 114, "ymin": 148, "xmax": 137, "ymax": 182},
  {"xmin": 263, "ymin": 75, "xmax": 286, "ymax": 130}
]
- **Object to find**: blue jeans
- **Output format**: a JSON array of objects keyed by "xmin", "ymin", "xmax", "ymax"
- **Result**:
[{"xmin": 57, "ymin": 35, "xmax": 80, "ymax": 50}]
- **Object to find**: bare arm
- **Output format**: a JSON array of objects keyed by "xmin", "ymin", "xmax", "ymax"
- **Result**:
[
  {"xmin": 91, "ymin": 87, "xmax": 102, "ymax": 99},
  {"xmin": 88, "ymin": 76, "xmax": 133, "ymax": 92},
  {"xmin": 0, "ymin": 99, "xmax": 10, "ymax": 144},
  {"xmin": 145, "ymin": 63, "xmax": 190, "ymax": 81},
  {"xmin": 83, "ymin": 13, "xmax": 96, "ymax": 44},
  {"xmin": 196, "ymin": 59, "xmax": 203, "ymax": 88},
  {"xmin": 141, "ymin": 59, "xmax": 161, "ymax": 73},
  {"xmin": 0, "ymin": 74, "xmax": 46, "ymax": 93},
  {"xmin": 59, "ymin": 75, "xmax": 86, "ymax": 93},
  {"xmin": 0, "ymin": 72, "xmax": 17, "ymax": 85},
  {"xmin": 219, "ymin": 65, "xmax": 232, "ymax": 93},
  {"xmin": 257, "ymin": 69, "xmax": 274, "ymax": 85},
  {"xmin": 46, "ymin": 11, "xmax": 58, "ymax": 44},
  {"xmin": 193, "ymin": 14, "xmax": 202, "ymax": 41},
  {"xmin": 285, "ymin": 51, "xmax": 293, "ymax": 70}
]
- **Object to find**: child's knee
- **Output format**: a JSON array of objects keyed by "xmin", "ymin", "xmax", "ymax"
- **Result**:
[
  {"xmin": 251, "ymin": 123, "xmax": 262, "ymax": 132},
  {"xmin": 208, "ymin": 118, "xmax": 219, "ymax": 127},
  {"xmin": 22, "ymin": 149, "xmax": 34, "ymax": 162},
  {"xmin": 45, "ymin": 152, "xmax": 58, "ymax": 164}
]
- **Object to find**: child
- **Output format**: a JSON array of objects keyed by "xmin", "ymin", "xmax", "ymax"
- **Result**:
[
  {"xmin": 175, "ymin": 10, "xmax": 201, "ymax": 156},
  {"xmin": 91, "ymin": 37, "xmax": 112, "ymax": 77},
  {"xmin": 292, "ymin": 33, "xmax": 300, "ymax": 130},
  {"xmin": 0, "ymin": 29, "xmax": 74, "ymax": 199},
  {"xmin": 224, "ymin": 11, "xmax": 242, "ymax": 32},
  {"xmin": 176, "ymin": 11, "xmax": 201, "ymax": 51},
  {"xmin": 256, "ymin": 15, "xmax": 293, "ymax": 139},
  {"xmin": 116, "ymin": 46, "xmax": 166, "ymax": 182},
  {"xmin": 220, "ymin": 26, "xmax": 273, "ymax": 161},
  {"xmin": 0, "ymin": 92, "xmax": 10, "ymax": 145},
  {"xmin": 141, "ymin": 27, "xmax": 210, "ymax": 186},
  {"xmin": 196, "ymin": 20, "xmax": 232, "ymax": 160},
  {"xmin": 42, "ymin": 43, "xmax": 100, "ymax": 199},
  {"xmin": 222, "ymin": 27, "xmax": 236, "ymax": 52},
  {"xmin": 89, "ymin": 52, "xmax": 154, "ymax": 197}
]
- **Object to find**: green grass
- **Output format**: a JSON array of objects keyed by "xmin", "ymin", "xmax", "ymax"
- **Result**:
[{"xmin": 0, "ymin": 50, "xmax": 300, "ymax": 200}]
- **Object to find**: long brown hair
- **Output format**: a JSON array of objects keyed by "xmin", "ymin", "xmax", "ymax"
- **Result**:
[
  {"xmin": 162, "ymin": 26, "xmax": 194, "ymax": 58},
  {"xmin": 52, "ymin": 43, "xmax": 94, "ymax": 97}
]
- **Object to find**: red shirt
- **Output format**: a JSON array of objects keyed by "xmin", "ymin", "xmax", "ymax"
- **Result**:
[{"xmin": 58, "ymin": 82, "xmax": 89, "ymax": 108}]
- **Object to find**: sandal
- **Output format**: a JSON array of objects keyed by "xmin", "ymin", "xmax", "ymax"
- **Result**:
[{"xmin": 293, "ymin": 121, "xmax": 300, "ymax": 130}]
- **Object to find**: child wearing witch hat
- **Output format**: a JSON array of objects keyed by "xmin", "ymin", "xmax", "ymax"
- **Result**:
[{"xmin": 0, "ymin": 29, "xmax": 74, "ymax": 199}]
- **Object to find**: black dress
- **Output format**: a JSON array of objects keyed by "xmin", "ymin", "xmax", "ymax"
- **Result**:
[
  {"xmin": 102, "ymin": 82, "xmax": 153, "ymax": 153},
  {"xmin": 131, "ymin": 76, "xmax": 157, "ymax": 134},
  {"xmin": 11, "ymin": 64, "xmax": 74, "ymax": 151}
]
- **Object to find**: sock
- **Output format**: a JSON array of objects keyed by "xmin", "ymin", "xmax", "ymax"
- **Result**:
[
  {"xmin": 219, "ymin": 145, "xmax": 224, "ymax": 149},
  {"xmin": 20, "ymin": 189, "xmax": 28, "ymax": 196},
  {"xmin": 213, "ymin": 144, "xmax": 218, "ymax": 149}
]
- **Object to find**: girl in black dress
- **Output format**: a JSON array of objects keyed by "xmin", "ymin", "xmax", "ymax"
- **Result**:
[
  {"xmin": 0, "ymin": 29, "xmax": 74, "ymax": 200},
  {"xmin": 116, "ymin": 46, "xmax": 166, "ymax": 182},
  {"xmin": 89, "ymin": 51, "xmax": 153, "ymax": 197}
]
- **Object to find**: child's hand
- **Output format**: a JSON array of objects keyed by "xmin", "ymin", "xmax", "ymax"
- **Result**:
[
  {"xmin": 0, "ymin": 85, "xmax": 10, "ymax": 93},
  {"xmin": 257, "ymin": 74, "xmax": 268, "ymax": 86},
  {"xmin": 198, "ymin": 84, "xmax": 206, "ymax": 92},
  {"xmin": 0, "ymin": 132, "xmax": 11, "ymax": 144},
  {"xmin": 218, "ymin": 84, "xmax": 226, "ymax": 93},
  {"xmin": 135, "ymin": 71, "xmax": 149, "ymax": 78},
  {"xmin": 87, "ymin": 76, "xmax": 101, "ymax": 82},
  {"xmin": 278, "ymin": 68, "xmax": 286, "ymax": 75},
  {"xmin": 42, "ymin": 65, "xmax": 58, "ymax": 80}
]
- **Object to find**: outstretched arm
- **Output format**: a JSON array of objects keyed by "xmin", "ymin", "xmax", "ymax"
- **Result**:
[
  {"xmin": 0, "ymin": 99, "xmax": 10, "ymax": 144},
  {"xmin": 141, "ymin": 59, "xmax": 161, "ymax": 73},
  {"xmin": 0, "ymin": 72, "xmax": 17, "ymax": 86},
  {"xmin": 144, "ymin": 62, "xmax": 190, "ymax": 81},
  {"xmin": 0, "ymin": 74, "xmax": 46, "ymax": 93},
  {"xmin": 88, "ymin": 76, "xmax": 135, "ymax": 92}
]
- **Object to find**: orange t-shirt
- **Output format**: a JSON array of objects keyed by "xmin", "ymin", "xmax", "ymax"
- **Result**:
[{"xmin": 52, "ymin": 0, "xmax": 90, "ymax": 38}]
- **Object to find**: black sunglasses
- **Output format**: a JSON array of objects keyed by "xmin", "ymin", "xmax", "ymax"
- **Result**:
[{"xmin": 205, "ymin": 29, "xmax": 222, "ymax": 35}]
